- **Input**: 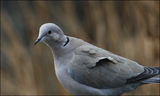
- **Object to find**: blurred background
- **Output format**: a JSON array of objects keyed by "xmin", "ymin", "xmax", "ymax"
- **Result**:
[{"xmin": 1, "ymin": 1, "xmax": 159, "ymax": 95}]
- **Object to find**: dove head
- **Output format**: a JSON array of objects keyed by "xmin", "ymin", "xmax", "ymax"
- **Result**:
[{"xmin": 34, "ymin": 23, "xmax": 67, "ymax": 47}]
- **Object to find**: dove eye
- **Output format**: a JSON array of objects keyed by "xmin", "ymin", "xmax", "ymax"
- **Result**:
[{"xmin": 48, "ymin": 31, "xmax": 51, "ymax": 34}]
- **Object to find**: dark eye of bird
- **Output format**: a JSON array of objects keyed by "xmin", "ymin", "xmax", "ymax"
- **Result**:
[{"xmin": 48, "ymin": 31, "xmax": 51, "ymax": 34}]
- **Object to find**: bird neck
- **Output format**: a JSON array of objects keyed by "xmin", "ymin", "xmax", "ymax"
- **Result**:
[
  {"xmin": 49, "ymin": 36, "xmax": 72, "ymax": 60},
  {"xmin": 52, "ymin": 46, "xmax": 74, "ymax": 70}
]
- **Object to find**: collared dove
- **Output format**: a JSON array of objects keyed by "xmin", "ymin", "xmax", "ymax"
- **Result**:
[{"xmin": 34, "ymin": 23, "xmax": 160, "ymax": 95}]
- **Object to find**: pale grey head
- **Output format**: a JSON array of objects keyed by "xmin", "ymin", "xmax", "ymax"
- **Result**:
[{"xmin": 34, "ymin": 23, "xmax": 67, "ymax": 47}]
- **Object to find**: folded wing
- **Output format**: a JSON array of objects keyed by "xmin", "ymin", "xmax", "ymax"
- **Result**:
[{"xmin": 68, "ymin": 45, "xmax": 145, "ymax": 89}]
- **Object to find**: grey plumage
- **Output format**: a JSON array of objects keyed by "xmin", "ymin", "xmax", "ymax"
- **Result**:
[{"xmin": 34, "ymin": 23, "xmax": 160, "ymax": 95}]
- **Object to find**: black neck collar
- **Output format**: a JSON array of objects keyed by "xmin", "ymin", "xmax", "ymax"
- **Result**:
[{"xmin": 63, "ymin": 37, "xmax": 69, "ymax": 47}]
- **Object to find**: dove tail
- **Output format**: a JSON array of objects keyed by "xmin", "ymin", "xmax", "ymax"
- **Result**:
[
  {"xmin": 141, "ymin": 77, "xmax": 160, "ymax": 84},
  {"xmin": 142, "ymin": 67, "xmax": 160, "ymax": 84},
  {"xmin": 126, "ymin": 67, "xmax": 160, "ymax": 84}
]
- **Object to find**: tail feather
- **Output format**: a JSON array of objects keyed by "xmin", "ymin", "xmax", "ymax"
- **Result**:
[
  {"xmin": 126, "ymin": 67, "xmax": 160, "ymax": 84},
  {"xmin": 141, "ymin": 77, "xmax": 160, "ymax": 84}
]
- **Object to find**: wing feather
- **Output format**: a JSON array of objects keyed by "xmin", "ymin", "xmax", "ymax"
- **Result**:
[{"xmin": 68, "ymin": 45, "xmax": 144, "ymax": 89}]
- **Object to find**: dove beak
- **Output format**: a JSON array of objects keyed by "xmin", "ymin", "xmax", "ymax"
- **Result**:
[{"xmin": 34, "ymin": 37, "xmax": 42, "ymax": 45}]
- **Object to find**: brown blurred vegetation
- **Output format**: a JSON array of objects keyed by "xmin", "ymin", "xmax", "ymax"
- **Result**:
[{"xmin": 1, "ymin": 1, "xmax": 159, "ymax": 95}]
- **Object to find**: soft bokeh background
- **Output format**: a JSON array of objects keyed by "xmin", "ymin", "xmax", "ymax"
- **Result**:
[{"xmin": 1, "ymin": 1, "xmax": 159, "ymax": 95}]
